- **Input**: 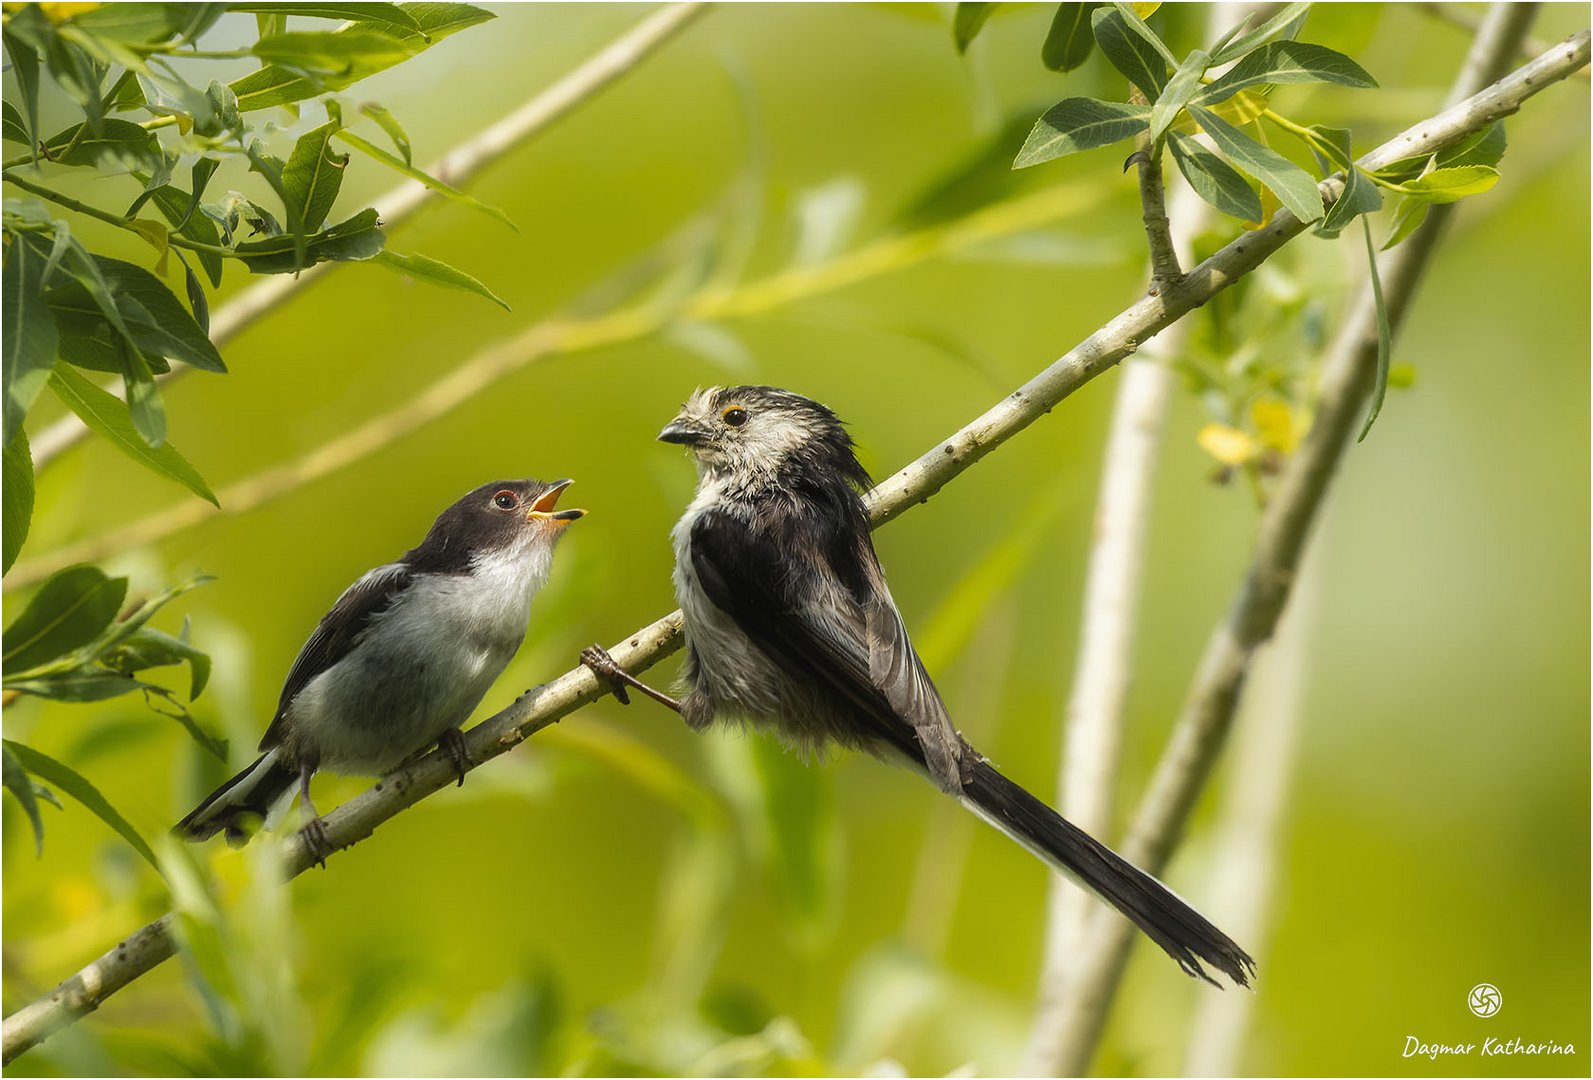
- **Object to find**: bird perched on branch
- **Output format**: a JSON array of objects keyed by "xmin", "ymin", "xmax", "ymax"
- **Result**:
[
  {"xmin": 177, "ymin": 478, "xmax": 586, "ymax": 862},
  {"xmin": 582, "ymin": 387, "xmax": 1253, "ymax": 986}
]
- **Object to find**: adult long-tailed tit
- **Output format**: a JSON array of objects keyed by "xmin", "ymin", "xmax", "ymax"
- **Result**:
[
  {"xmin": 177, "ymin": 478, "xmax": 585, "ymax": 861},
  {"xmin": 583, "ymin": 387, "xmax": 1252, "ymax": 986}
]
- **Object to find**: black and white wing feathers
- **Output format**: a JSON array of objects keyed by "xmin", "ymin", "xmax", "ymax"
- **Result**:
[{"xmin": 259, "ymin": 563, "xmax": 414, "ymax": 751}]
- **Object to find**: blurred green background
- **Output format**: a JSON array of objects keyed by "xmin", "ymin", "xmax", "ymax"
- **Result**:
[{"xmin": 3, "ymin": 3, "xmax": 1588, "ymax": 1076}]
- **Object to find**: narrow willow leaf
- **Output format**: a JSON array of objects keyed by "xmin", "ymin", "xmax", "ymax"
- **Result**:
[
  {"xmin": 1208, "ymin": 1, "xmax": 1309, "ymax": 65},
  {"xmin": 1167, "ymin": 130, "xmax": 1261, "ymax": 221},
  {"xmin": 1041, "ymin": 3, "xmax": 1099, "ymax": 71},
  {"xmin": 3, "ymin": 428, "xmax": 33, "ymax": 574},
  {"xmin": 2, "ymin": 746, "xmax": 46, "ymax": 855},
  {"xmin": 70, "ymin": 4, "xmax": 195, "ymax": 45},
  {"xmin": 177, "ymin": 253, "xmax": 209, "ymax": 334},
  {"xmin": 371, "ymin": 249, "xmax": 510, "ymax": 310},
  {"xmin": 1148, "ymin": 47, "xmax": 1208, "ymax": 146},
  {"xmin": 953, "ymin": 3, "xmax": 995, "ymax": 53},
  {"xmin": 1310, "ymin": 127, "xmax": 1382, "ymax": 237},
  {"xmin": 333, "ymin": 129, "xmax": 515, "ymax": 229},
  {"xmin": 3, "ymin": 740, "xmax": 160, "ymax": 870},
  {"xmin": 1395, "ymin": 165, "xmax": 1499, "ymax": 203},
  {"xmin": 399, "ymin": 2, "xmax": 495, "ymax": 39},
  {"xmin": 1109, "ymin": 1, "xmax": 1177, "ymax": 68},
  {"xmin": 1014, "ymin": 98, "xmax": 1150, "ymax": 169},
  {"xmin": 105, "ymin": 627, "xmax": 211, "ymax": 700},
  {"xmin": 2, "ymin": 229, "xmax": 59, "ymax": 446},
  {"xmin": 3, "ymin": 29, "xmax": 43, "ymax": 154},
  {"xmin": 1435, "ymin": 122, "xmax": 1507, "ymax": 169},
  {"xmin": 235, "ymin": 207, "xmax": 385, "ymax": 273},
  {"xmin": 48, "ymin": 366, "xmax": 218, "ymax": 504},
  {"xmin": 251, "ymin": 28, "xmax": 417, "ymax": 75},
  {"xmin": 2, "ymin": 565, "xmax": 128, "ymax": 673},
  {"xmin": 50, "ymin": 253, "xmax": 226, "ymax": 372},
  {"xmin": 1357, "ymin": 216, "xmax": 1390, "ymax": 442},
  {"xmin": 231, "ymin": 3, "xmax": 425, "ymax": 39},
  {"xmin": 1090, "ymin": 5, "xmax": 1166, "ymax": 98},
  {"xmin": 1381, "ymin": 195, "xmax": 1429, "ymax": 250},
  {"xmin": 146, "ymin": 179, "xmax": 225, "ymax": 287},
  {"xmin": 2, "ymin": 101, "xmax": 29, "ymax": 144},
  {"xmin": 360, "ymin": 102, "xmax": 411, "ymax": 163},
  {"xmin": 1188, "ymin": 104, "xmax": 1322, "ymax": 222},
  {"xmin": 281, "ymin": 121, "xmax": 348, "ymax": 233},
  {"xmin": 1195, "ymin": 40, "xmax": 1377, "ymax": 106},
  {"xmin": 120, "ymin": 339, "xmax": 165, "ymax": 447}
]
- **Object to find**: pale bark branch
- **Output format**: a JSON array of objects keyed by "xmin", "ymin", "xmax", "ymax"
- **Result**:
[
  {"xmin": 1035, "ymin": 7, "xmax": 1556, "ymax": 1073},
  {"xmin": 3, "ymin": 26, "xmax": 1584, "ymax": 1062},
  {"xmin": 26, "ymin": 1, "xmax": 710, "ymax": 471}
]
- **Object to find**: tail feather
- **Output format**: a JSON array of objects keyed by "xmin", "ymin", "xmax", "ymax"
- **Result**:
[
  {"xmin": 174, "ymin": 749, "xmax": 298, "ymax": 845},
  {"xmin": 960, "ymin": 757, "xmax": 1254, "ymax": 987}
]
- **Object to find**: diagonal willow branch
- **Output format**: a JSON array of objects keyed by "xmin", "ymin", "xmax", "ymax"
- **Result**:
[
  {"xmin": 4, "ymin": 30, "xmax": 1585, "ymax": 1063},
  {"xmin": 26, "ymin": 1, "xmax": 710, "ymax": 471},
  {"xmin": 1034, "ymin": 7, "xmax": 1559, "ymax": 1074}
]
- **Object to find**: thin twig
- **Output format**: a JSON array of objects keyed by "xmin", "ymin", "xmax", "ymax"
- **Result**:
[
  {"xmin": 1035, "ymin": 8, "xmax": 1556, "ymax": 1074},
  {"xmin": 3, "ymin": 29, "xmax": 1583, "ymax": 1062},
  {"xmin": 1128, "ymin": 90, "xmax": 1184, "ymax": 292},
  {"xmin": 26, "ymin": 1, "xmax": 710, "ymax": 471}
]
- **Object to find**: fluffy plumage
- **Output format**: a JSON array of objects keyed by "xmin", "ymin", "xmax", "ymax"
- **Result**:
[{"xmin": 659, "ymin": 386, "xmax": 1254, "ymax": 986}]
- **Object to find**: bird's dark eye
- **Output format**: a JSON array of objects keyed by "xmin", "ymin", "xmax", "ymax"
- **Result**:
[
  {"xmin": 722, "ymin": 406, "xmax": 748, "ymax": 428},
  {"xmin": 492, "ymin": 490, "xmax": 518, "ymax": 511}
]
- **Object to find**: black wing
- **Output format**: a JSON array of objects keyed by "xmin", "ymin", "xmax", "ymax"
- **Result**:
[
  {"xmin": 258, "ymin": 563, "xmax": 413, "ymax": 750},
  {"xmin": 689, "ymin": 506, "xmax": 963, "ymax": 788}
]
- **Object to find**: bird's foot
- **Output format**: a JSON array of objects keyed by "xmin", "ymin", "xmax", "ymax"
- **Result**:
[
  {"xmin": 438, "ymin": 728, "xmax": 472, "ymax": 787},
  {"xmin": 300, "ymin": 816, "xmax": 333, "ymax": 869},
  {"xmin": 580, "ymin": 645, "xmax": 683, "ymax": 713}
]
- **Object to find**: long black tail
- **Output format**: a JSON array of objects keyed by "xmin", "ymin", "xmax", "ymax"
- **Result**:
[
  {"xmin": 960, "ymin": 756, "xmax": 1254, "ymax": 987},
  {"xmin": 174, "ymin": 750, "xmax": 298, "ymax": 845}
]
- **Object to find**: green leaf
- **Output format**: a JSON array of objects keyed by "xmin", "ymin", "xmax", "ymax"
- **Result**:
[
  {"xmin": 1014, "ymin": 98, "xmax": 1149, "ymax": 169},
  {"xmin": 1381, "ymin": 195, "xmax": 1428, "ymax": 250},
  {"xmin": 177, "ymin": 253, "xmax": 209, "ymax": 334},
  {"xmin": 1041, "ymin": 3, "xmax": 1100, "ymax": 72},
  {"xmin": 1208, "ymin": 1, "xmax": 1309, "ymax": 65},
  {"xmin": 3, "ymin": 740, "xmax": 159, "ymax": 871},
  {"xmin": 1089, "ymin": 5, "xmax": 1166, "ymax": 98},
  {"xmin": 953, "ymin": 3, "xmax": 995, "ymax": 53},
  {"xmin": 281, "ymin": 121, "xmax": 349, "ymax": 234},
  {"xmin": 104, "ymin": 627, "xmax": 211, "ymax": 699},
  {"xmin": 2, "ymin": 101, "xmax": 29, "ymax": 144},
  {"xmin": 4, "ymin": 428, "xmax": 33, "ymax": 574},
  {"xmin": 1195, "ymin": 40, "xmax": 1377, "ymax": 107},
  {"xmin": 1394, "ymin": 165, "xmax": 1499, "ymax": 204},
  {"xmin": 228, "ymin": 64, "xmax": 323, "ymax": 113},
  {"xmin": 230, "ymin": 3, "xmax": 426, "ymax": 39},
  {"xmin": 1187, "ymin": 104, "xmax": 1322, "ymax": 223},
  {"xmin": 1148, "ymin": 47, "xmax": 1208, "ymax": 146},
  {"xmin": 48, "ymin": 366, "xmax": 218, "ymax": 505},
  {"xmin": 359, "ymin": 102, "xmax": 411, "ymax": 163},
  {"xmin": 251, "ymin": 28, "xmax": 417, "ymax": 74},
  {"xmin": 2, "ymin": 228, "xmax": 59, "ymax": 447},
  {"xmin": 1109, "ymin": 2, "xmax": 1177, "ymax": 68},
  {"xmin": 70, "ymin": 4, "xmax": 195, "ymax": 45},
  {"xmin": 1167, "ymin": 129, "xmax": 1261, "ymax": 221},
  {"xmin": 3, "ymin": 29, "xmax": 43, "ymax": 155},
  {"xmin": 120, "ymin": 336, "xmax": 165, "ymax": 447},
  {"xmin": 399, "ymin": 2, "xmax": 494, "ymax": 39},
  {"xmin": 371, "ymin": 249, "xmax": 509, "ymax": 310},
  {"xmin": 2, "ymin": 565, "xmax": 128, "ymax": 673},
  {"xmin": 47, "ymin": 253, "xmax": 226, "ymax": 372},
  {"xmin": 3, "ymin": 745, "xmax": 47, "ymax": 855},
  {"xmin": 1309, "ymin": 126, "xmax": 1382, "ymax": 237},
  {"xmin": 146, "ymin": 178, "xmax": 225, "ymax": 287},
  {"xmin": 333, "ymin": 128, "xmax": 515, "ymax": 229},
  {"xmin": 4, "ymin": 668, "xmax": 156, "ymax": 701},
  {"xmin": 246, "ymin": 141, "xmax": 307, "ymax": 271},
  {"xmin": 40, "ymin": 29, "xmax": 107, "ymax": 133},
  {"xmin": 235, "ymin": 206, "xmax": 386, "ymax": 273},
  {"xmin": 1357, "ymin": 217, "xmax": 1390, "ymax": 442},
  {"xmin": 1435, "ymin": 121, "xmax": 1507, "ymax": 170}
]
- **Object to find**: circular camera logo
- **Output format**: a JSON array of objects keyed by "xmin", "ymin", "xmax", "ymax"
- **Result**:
[{"xmin": 1468, "ymin": 983, "xmax": 1502, "ymax": 1019}]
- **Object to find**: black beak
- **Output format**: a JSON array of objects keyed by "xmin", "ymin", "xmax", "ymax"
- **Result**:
[{"xmin": 658, "ymin": 419, "xmax": 709, "ymax": 446}]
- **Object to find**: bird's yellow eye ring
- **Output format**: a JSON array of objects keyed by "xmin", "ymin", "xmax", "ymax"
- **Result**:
[{"xmin": 723, "ymin": 406, "xmax": 748, "ymax": 427}]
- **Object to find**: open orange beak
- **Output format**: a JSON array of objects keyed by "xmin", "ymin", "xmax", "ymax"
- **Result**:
[{"xmin": 526, "ymin": 479, "xmax": 586, "ymax": 525}]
